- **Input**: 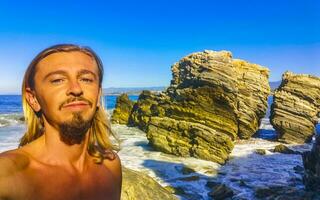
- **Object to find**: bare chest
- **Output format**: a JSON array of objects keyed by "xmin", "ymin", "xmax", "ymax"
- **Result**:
[{"xmin": 13, "ymin": 165, "xmax": 116, "ymax": 200}]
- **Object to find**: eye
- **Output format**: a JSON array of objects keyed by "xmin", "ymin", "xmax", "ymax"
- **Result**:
[
  {"xmin": 50, "ymin": 79, "xmax": 65, "ymax": 84},
  {"xmin": 80, "ymin": 78, "xmax": 94, "ymax": 83}
]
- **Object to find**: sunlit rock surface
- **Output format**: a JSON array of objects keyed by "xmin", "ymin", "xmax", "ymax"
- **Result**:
[
  {"xmin": 111, "ymin": 93, "xmax": 134, "ymax": 124},
  {"xmin": 114, "ymin": 50, "xmax": 270, "ymax": 164},
  {"xmin": 121, "ymin": 167, "xmax": 178, "ymax": 200},
  {"xmin": 270, "ymin": 72, "xmax": 320, "ymax": 143},
  {"xmin": 233, "ymin": 59, "xmax": 270, "ymax": 139}
]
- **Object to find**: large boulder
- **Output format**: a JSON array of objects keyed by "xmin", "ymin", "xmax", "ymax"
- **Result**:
[
  {"xmin": 111, "ymin": 93, "xmax": 134, "ymax": 125},
  {"xmin": 121, "ymin": 167, "xmax": 178, "ymax": 200},
  {"xmin": 128, "ymin": 50, "xmax": 270, "ymax": 164},
  {"xmin": 270, "ymin": 71, "xmax": 320, "ymax": 143}
]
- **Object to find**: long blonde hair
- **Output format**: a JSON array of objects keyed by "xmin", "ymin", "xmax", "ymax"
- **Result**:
[{"xmin": 20, "ymin": 44, "xmax": 118, "ymax": 163}]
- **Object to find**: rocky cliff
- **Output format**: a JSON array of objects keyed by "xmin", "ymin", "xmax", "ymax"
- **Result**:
[
  {"xmin": 114, "ymin": 50, "xmax": 270, "ymax": 164},
  {"xmin": 270, "ymin": 72, "xmax": 320, "ymax": 143}
]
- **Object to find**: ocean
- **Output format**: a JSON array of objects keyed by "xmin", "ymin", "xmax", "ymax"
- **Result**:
[{"xmin": 0, "ymin": 95, "xmax": 319, "ymax": 199}]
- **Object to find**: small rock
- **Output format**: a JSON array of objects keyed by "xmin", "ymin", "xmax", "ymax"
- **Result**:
[
  {"xmin": 181, "ymin": 166, "xmax": 196, "ymax": 175},
  {"xmin": 208, "ymin": 184, "xmax": 234, "ymax": 200},
  {"xmin": 273, "ymin": 144, "xmax": 297, "ymax": 154},
  {"xmin": 239, "ymin": 179, "xmax": 247, "ymax": 187},
  {"xmin": 255, "ymin": 149, "xmax": 266, "ymax": 155},
  {"xmin": 205, "ymin": 181, "xmax": 220, "ymax": 188}
]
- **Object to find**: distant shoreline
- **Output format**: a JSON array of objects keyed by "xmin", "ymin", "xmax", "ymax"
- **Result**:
[{"xmin": 0, "ymin": 81, "xmax": 281, "ymax": 96}]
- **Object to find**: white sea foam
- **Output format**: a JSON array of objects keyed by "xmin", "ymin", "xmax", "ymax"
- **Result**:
[
  {"xmin": 114, "ymin": 124, "xmax": 219, "ymax": 200},
  {"xmin": 0, "ymin": 113, "xmax": 24, "ymax": 127},
  {"xmin": 113, "ymin": 117, "xmax": 312, "ymax": 200},
  {"xmin": 217, "ymin": 138, "xmax": 311, "ymax": 199},
  {"xmin": 0, "ymin": 123, "xmax": 25, "ymax": 152}
]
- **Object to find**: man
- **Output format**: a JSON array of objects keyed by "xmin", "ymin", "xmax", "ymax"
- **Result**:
[{"xmin": 0, "ymin": 44, "xmax": 122, "ymax": 200}]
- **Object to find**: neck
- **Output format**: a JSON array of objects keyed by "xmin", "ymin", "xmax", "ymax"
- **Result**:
[{"xmin": 34, "ymin": 122, "xmax": 91, "ymax": 172}]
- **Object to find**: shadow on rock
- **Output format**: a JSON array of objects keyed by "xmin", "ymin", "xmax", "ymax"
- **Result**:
[{"xmin": 142, "ymin": 159, "xmax": 234, "ymax": 200}]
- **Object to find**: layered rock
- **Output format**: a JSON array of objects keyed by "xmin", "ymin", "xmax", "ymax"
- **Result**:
[
  {"xmin": 233, "ymin": 59, "xmax": 270, "ymax": 139},
  {"xmin": 270, "ymin": 71, "xmax": 320, "ymax": 143},
  {"xmin": 121, "ymin": 167, "xmax": 177, "ymax": 200},
  {"xmin": 111, "ymin": 93, "xmax": 134, "ymax": 124},
  {"xmin": 131, "ymin": 88, "xmax": 237, "ymax": 164},
  {"xmin": 118, "ymin": 50, "xmax": 270, "ymax": 164}
]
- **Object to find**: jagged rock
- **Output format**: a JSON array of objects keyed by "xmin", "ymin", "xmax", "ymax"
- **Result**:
[
  {"xmin": 273, "ymin": 144, "xmax": 298, "ymax": 154},
  {"xmin": 121, "ymin": 167, "xmax": 178, "ymax": 200},
  {"xmin": 270, "ymin": 71, "xmax": 320, "ymax": 143},
  {"xmin": 111, "ymin": 93, "xmax": 134, "ymax": 124},
  {"xmin": 130, "ymin": 50, "xmax": 270, "ymax": 163},
  {"xmin": 302, "ymin": 134, "xmax": 320, "ymax": 194}
]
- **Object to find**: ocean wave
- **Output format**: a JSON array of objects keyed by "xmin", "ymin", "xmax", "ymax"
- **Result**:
[
  {"xmin": 0, "ymin": 113, "xmax": 24, "ymax": 127},
  {"xmin": 0, "ymin": 109, "xmax": 114, "ymax": 128}
]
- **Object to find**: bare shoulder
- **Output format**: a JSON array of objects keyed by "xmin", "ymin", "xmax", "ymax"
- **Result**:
[
  {"xmin": 0, "ymin": 149, "xmax": 30, "ymax": 177},
  {"xmin": 0, "ymin": 149, "xmax": 30, "ymax": 197},
  {"xmin": 102, "ymin": 150, "xmax": 122, "ymax": 198},
  {"xmin": 102, "ymin": 150, "xmax": 122, "ymax": 178}
]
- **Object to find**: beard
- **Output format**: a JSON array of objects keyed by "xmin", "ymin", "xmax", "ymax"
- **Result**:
[{"xmin": 58, "ymin": 112, "xmax": 92, "ymax": 145}]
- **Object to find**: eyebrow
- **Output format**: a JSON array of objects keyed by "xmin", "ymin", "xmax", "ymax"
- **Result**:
[
  {"xmin": 77, "ymin": 69, "xmax": 97, "ymax": 79},
  {"xmin": 43, "ymin": 70, "xmax": 67, "ymax": 81},
  {"xmin": 43, "ymin": 69, "xmax": 97, "ymax": 81}
]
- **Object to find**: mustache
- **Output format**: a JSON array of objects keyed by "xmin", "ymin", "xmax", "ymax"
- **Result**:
[{"xmin": 59, "ymin": 97, "xmax": 93, "ymax": 110}]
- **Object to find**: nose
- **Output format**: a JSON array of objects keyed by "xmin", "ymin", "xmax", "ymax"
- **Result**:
[{"xmin": 67, "ymin": 80, "xmax": 83, "ymax": 96}]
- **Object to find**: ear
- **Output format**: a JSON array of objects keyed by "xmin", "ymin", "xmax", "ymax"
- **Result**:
[{"xmin": 25, "ymin": 88, "xmax": 41, "ymax": 112}]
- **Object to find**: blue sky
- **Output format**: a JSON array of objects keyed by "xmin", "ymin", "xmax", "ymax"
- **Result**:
[{"xmin": 0, "ymin": 0, "xmax": 319, "ymax": 94}]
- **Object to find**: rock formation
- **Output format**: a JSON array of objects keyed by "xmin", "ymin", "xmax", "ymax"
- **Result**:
[
  {"xmin": 111, "ymin": 93, "xmax": 134, "ymax": 124},
  {"xmin": 302, "ymin": 134, "xmax": 320, "ymax": 195},
  {"xmin": 270, "ymin": 71, "xmax": 320, "ymax": 143},
  {"xmin": 114, "ymin": 50, "xmax": 270, "ymax": 164},
  {"xmin": 121, "ymin": 167, "xmax": 177, "ymax": 200},
  {"xmin": 233, "ymin": 59, "xmax": 270, "ymax": 139}
]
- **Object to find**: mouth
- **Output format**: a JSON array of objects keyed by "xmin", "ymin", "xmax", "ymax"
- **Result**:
[{"xmin": 62, "ymin": 101, "xmax": 90, "ymax": 111}]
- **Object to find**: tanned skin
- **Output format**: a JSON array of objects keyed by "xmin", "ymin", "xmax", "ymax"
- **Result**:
[{"xmin": 0, "ymin": 51, "xmax": 122, "ymax": 200}]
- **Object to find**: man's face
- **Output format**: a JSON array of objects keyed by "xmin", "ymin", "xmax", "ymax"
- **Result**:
[{"xmin": 28, "ymin": 51, "xmax": 101, "ymax": 144}]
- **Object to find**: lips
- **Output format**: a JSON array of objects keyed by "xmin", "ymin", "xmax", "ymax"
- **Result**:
[{"xmin": 62, "ymin": 101, "xmax": 89, "ymax": 109}]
